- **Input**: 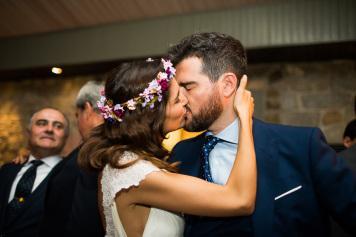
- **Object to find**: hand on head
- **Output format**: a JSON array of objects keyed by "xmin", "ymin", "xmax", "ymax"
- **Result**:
[{"xmin": 233, "ymin": 75, "xmax": 254, "ymax": 123}]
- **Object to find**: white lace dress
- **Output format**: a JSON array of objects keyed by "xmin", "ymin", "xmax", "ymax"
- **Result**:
[{"xmin": 101, "ymin": 151, "xmax": 184, "ymax": 237}]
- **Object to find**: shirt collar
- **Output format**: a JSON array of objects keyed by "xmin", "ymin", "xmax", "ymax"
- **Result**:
[
  {"xmin": 28, "ymin": 154, "xmax": 62, "ymax": 168},
  {"xmin": 206, "ymin": 118, "xmax": 239, "ymax": 144}
]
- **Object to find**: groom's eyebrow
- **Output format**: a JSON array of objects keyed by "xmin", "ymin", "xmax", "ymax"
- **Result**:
[{"xmin": 179, "ymin": 81, "xmax": 195, "ymax": 88}]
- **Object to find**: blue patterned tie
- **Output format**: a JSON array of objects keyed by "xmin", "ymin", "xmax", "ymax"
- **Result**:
[
  {"xmin": 6, "ymin": 159, "xmax": 43, "ymax": 220},
  {"xmin": 201, "ymin": 135, "xmax": 221, "ymax": 182}
]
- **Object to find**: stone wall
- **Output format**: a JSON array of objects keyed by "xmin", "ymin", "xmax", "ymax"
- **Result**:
[
  {"xmin": 0, "ymin": 60, "xmax": 355, "ymax": 165},
  {"xmin": 248, "ymin": 60, "xmax": 356, "ymax": 144}
]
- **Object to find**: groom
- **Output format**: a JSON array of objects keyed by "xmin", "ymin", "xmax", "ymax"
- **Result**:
[{"xmin": 169, "ymin": 32, "xmax": 356, "ymax": 237}]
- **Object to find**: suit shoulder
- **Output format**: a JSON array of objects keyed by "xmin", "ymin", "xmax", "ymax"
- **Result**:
[
  {"xmin": 261, "ymin": 119, "xmax": 318, "ymax": 136},
  {"xmin": 0, "ymin": 162, "xmax": 20, "ymax": 179},
  {"xmin": 338, "ymin": 145, "xmax": 356, "ymax": 160},
  {"xmin": 173, "ymin": 133, "xmax": 205, "ymax": 149},
  {"xmin": 254, "ymin": 119, "xmax": 323, "ymax": 147},
  {"xmin": 0, "ymin": 162, "xmax": 18, "ymax": 171}
]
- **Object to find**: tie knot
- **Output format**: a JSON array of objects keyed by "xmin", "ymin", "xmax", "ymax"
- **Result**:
[
  {"xmin": 203, "ymin": 135, "xmax": 221, "ymax": 150},
  {"xmin": 30, "ymin": 160, "xmax": 43, "ymax": 167},
  {"xmin": 205, "ymin": 135, "xmax": 220, "ymax": 145}
]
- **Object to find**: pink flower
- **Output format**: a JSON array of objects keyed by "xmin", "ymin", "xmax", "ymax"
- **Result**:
[
  {"xmin": 159, "ymin": 79, "xmax": 169, "ymax": 91},
  {"xmin": 113, "ymin": 104, "xmax": 124, "ymax": 118},
  {"xmin": 113, "ymin": 108, "xmax": 124, "ymax": 118}
]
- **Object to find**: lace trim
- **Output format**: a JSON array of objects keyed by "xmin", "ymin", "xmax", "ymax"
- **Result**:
[{"xmin": 101, "ymin": 151, "xmax": 160, "ymax": 237}]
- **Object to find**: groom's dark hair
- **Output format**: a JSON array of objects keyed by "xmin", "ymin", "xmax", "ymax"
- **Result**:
[{"xmin": 168, "ymin": 32, "xmax": 247, "ymax": 83}]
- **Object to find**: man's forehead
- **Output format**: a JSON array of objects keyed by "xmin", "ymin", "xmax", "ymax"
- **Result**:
[
  {"xmin": 175, "ymin": 57, "xmax": 209, "ymax": 83},
  {"xmin": 176, "ymin": 57, "xmax": 202, "ymax": 71},
  {"xmin": 32, "ymin": 109, "xmax": 65, "ymax": 123}
]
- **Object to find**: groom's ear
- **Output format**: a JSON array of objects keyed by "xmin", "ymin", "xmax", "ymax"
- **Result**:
[{"xmin": 219, "ymin": 72, "xmax": 238, "ymax": 97}]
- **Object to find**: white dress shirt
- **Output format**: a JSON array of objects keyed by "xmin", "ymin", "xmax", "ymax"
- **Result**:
[
  {"xmin": 8, "ymin": 154, "xmax": 61, "ymax": 203},
  {"xmin": 206, "ymin": 119, "xmax": 239, "ymax": 185}
]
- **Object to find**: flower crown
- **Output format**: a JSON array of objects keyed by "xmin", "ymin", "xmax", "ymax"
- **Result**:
[{"xmin": 97, "ymin": 58, "xmax": 176, "ymax": 123}]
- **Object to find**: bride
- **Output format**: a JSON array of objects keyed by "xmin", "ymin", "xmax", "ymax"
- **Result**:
[{"xmin": 78, "ymin": 58, "xmax": 256, "ymax": 237}]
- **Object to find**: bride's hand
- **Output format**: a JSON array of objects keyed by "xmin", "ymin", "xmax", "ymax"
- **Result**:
[{"xmin": 233, "ymin": 75, "xmax": 254, "ymax": 124}]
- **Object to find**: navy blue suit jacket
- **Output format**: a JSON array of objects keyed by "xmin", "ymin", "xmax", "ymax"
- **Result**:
[
  {"xmin": 65, "ymin": 168, "xmax": 105, "ymax": 237},
  {"xmin": 170, "ymin": 119, "xmax": 356, "ymax": 237},
  {"xmin": 37, "ymin": 146, "xmax": 104, "ymax": 237},
  {"xmin": 0, "ymin": 162, "xmax": 58, "ymax": 237},
  {"xmin": 38, "ymin": 147, "xmax": 80, "ymax": 237}
]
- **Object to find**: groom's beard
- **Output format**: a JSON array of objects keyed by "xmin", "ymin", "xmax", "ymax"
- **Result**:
[{"xmin": 184, "ymin": 90, "xmax": 223, "ymax": 132}]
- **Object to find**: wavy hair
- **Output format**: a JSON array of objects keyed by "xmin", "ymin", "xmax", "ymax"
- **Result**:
[
  {"xmin": 168, "ymin": 32, "xmax": 247, "ymax": 84},
  {"xmin": 78, "ymin": 59, "xmax": 178, "ymax": 172}
]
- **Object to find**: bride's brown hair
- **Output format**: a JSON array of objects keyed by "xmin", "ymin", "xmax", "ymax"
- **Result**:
[{"xmin": 78, "ymin": 59, "xmax": 178, "ymax": 172}]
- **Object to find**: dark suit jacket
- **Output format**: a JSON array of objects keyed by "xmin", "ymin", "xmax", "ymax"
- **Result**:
[
  {"xmin": 338, "ymin": 145, "xmax": 356, "ymax": 172},
  {"xmin": 38, "ymin": 145, "xmax": 104, "ymax": 237},
  {"xmin": 0, "ymin": 162, "xmax": 58, "ymax": 237},
  {"xmin": 331, "ymin": 145, "xmax": 356, "ymax": 237},
  {"xmin": 170, "ymin": 119, "xmax": 356, "ymax": 237},
  {"xmin": 38, "ymin": 147, "xmax": 80, "ymax": 237},
  {"xmin": 65, "ymin": 169, "xmax": 105, "ymax": 237}
]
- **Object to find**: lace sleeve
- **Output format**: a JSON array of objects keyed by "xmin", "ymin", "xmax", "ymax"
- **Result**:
[{"xmin": 101, "ymin": 151, "xmax": 160, "ymax": 207}]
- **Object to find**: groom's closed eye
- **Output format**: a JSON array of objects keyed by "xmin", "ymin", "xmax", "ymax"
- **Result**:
[{"xmin": 180, "ymin": 82, "xmax": 195, "ymax": 91}]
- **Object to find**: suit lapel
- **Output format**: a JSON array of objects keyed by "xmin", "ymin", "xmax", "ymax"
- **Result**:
[
  {"xmin": 4, "ymin": 161, "xmax": 60, "ymax": 227},
  {"xmin": 175, "ymin": 132, "xmax": 206, "ymax": 178},
  {"xmin": 252, "ymin": 119, "xmax": 279, "ymax": 237}
]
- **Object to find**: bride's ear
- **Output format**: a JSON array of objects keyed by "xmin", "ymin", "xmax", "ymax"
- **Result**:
[{"xmin": 219, "ymin": 72, "xmax": 238, "ymax": 98}]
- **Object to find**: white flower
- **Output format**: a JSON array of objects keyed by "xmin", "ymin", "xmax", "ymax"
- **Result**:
[
  {"xmin": 97, "ymin": 101, "xmax": 104, "ymax": 108},
  {"xmin": 127, "ymin": 99, "xmax": 136, "ymax": 110},
  {"xmin": 148, "ymin": 80, "xmax": 159, "ymax": 89},
  {"xmin": 157, "ymin": 72, "xmax": 167, "ymax": 80},
  {"xmin": 162, "ymin": 59, "xmax": 173, "ymax": 69},
  {"xmin": 100, "ymin": 96, "xmax": 106, "ymax": 103},
  {"xmin": 114, "ymin": 104, "xmax": 123, "ymax": 111},
  {"xmin": 169, "ymin": 67, "xmax": 176, "ymax": 77},
  {"xmin": 141, "ymin": 88, "xmax": 150, "ymax": 96}
]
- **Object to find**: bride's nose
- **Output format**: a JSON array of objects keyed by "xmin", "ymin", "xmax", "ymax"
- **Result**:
[{"xmin": 179, "ymin": 88, "xmax": 188, "ymax": 105}]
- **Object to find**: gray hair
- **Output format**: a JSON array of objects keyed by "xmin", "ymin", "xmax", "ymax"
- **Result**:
[{"xmin": 75, "ymin": 80, "xmax": 104, "ymax": 112}]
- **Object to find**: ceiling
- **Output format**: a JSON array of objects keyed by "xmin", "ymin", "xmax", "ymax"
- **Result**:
[{"xmin": 0, "ymin": 0, "xmax": 273, "ymax": 39}]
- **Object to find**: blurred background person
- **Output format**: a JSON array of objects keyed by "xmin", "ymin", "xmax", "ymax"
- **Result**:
[
  {"xmin": 39, "ymin": 80, "xmax": 105, "ymax": 237},
  {"xmin": 339, "ymin": 119, "xmax": 356, "ymax": 169},
  {"xmin": 0, "ymin": 107, "xmax": 69, "ymax": 237},
  {"xmin": 331, "ymin": 118, "xmax": 356, "ymax": 237}
]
